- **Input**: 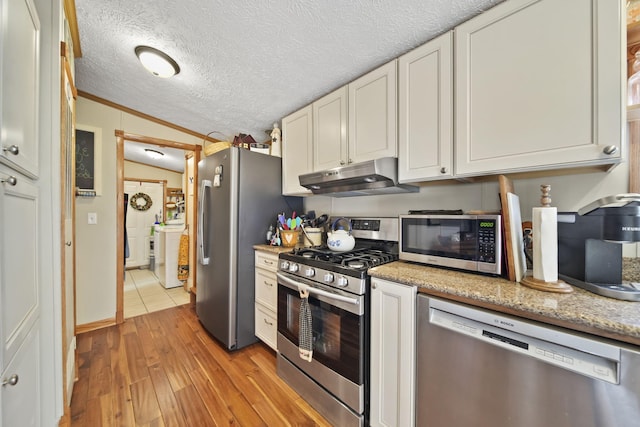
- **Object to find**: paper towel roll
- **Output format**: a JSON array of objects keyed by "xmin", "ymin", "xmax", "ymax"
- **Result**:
[{"xmin": 532, "ymin": 206, "xmax": 558, "ymax": 282}]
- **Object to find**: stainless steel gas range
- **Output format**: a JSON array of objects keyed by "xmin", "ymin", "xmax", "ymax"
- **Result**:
[{"xmin": 276, "ymin": 217, "xmax": 398, "ymax": 427}]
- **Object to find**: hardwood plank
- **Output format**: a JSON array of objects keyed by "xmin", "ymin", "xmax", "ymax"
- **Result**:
[
  {"xmin": 109, "ymin": 325, "xmax": 136, "ymax": 427},
  {"xmin": 174, "ymin": 384, "xmax": 217, "ymax": 427},
  {"xmin": 133, "ymin": 315, "xmax": 161, "ymax": 367},
  {"xmin": 71, "ymin": 305, "xmax": 331, "ymax": 427},
  {"xmin": 188, "ymin": 368, "xmax": 238, "ymax": 426},
  {"xmin": 130, "ymin": 377, "xmax": 162, "ymax": 425},
  {"xmin": 148, "ymin": 363, "xmax": 189, "ymax": 427},
  {"xmin": 124, "ymin": 329, "xmax": 150, "ymax": 384}
]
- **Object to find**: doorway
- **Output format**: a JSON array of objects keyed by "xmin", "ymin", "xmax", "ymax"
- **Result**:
[{"xmin": 115, "ymin": 130, "xmax": 201, "ymax": 323}]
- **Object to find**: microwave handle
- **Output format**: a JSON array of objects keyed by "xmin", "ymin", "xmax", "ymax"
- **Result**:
[{"xmin": 276, "ymin": 272, "xmax": 360, "ymax": 306}]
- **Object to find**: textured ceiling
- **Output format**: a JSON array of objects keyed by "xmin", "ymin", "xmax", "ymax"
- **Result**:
[{"xmin": 75, "ymin": 0, "xmax": 504, "ymax": 150}]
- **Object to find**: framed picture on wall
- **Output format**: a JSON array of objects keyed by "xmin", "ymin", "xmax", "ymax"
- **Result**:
[{"xmin": 75, "ymin": 124, "xmax": 102, "ymax": 196}]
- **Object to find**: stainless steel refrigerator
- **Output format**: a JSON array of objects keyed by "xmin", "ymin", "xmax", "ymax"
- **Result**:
[{"xmin": 196, "ymin": 147, "xmax": 301, "ymax": 350}]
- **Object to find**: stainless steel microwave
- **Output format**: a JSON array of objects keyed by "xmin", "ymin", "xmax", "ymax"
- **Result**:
[{"xmin": 399, "ymin": 214, "xmax": 502, "ymax": 275}]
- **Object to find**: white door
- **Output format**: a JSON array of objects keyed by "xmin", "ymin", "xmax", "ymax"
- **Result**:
[{"xmin": 125, "ymin": 181, "xmax": 163, "ymax": 268}]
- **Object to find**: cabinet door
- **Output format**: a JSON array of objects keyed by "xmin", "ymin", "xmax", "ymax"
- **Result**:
[
  {"xmin": 313, "ymin": 86, "xmax": 348, "ymax": 170},
  {"xmin": 0, "ymin": 169, "xmax": 39, "ymax": 369},
  {"xmin": 282, "ymin": 105, "xmax": 313, "ymax": 195},
  {"xmin": 1, "ymin": 323, "xmax": 40, "ymax": 427},
  {"xmin": 0, "ymin": 0, "xmax": 40, "ymax": 178},
  {"xmin": 370, "ymin": 278, "xmax": 416, "ymax": 427},
  {"xmin": 348, "ymin": 60, "xmax": 398, "ymax": 163},
  {"xmin": 398, "ymin": 31, "xmax": 453, "ymax": 183},
  {"xmin": 455, "ymin": 0, "xmax": 622, "ymax": 176}
]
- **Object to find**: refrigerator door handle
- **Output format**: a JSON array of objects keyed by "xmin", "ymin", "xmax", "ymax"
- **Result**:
[{"xmin": 199, "ymin": 179, "xmax": 212, "ymax": 265}]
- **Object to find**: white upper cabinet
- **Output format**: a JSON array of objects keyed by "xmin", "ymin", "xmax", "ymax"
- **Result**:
[
  {"xmin": 313, "ymin": 60, "xmax": 398, "ymax": 170},
  {"xmin": 282, "ymin": 105, "xmax": 313, "ymax": 195},
  {"xmin": 454, "ymin": 0, "xmax": 623, "ymax": 177},
  {"xmin": 348, "ymin": 60, "xmax": 398, "ymax": 164},
  {"xmin": 313, "ymin": 86, "xmax": 348, "ymax": 171},
  {"xmin": 0, "ymin": 0, "xmax": 40, "ymax": 178},
  {"xmin": 398, "ymin": 31, "xmax": 453, "ymax": 183}
]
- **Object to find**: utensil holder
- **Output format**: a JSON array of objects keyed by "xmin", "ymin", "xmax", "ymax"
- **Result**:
[
  {"xmin": 280, "ymin": 229, "xmax": 299, "ymax": 247},
  {"xmin": 302, "ymin": 227, "xmax": 323, "ymax": 247}
]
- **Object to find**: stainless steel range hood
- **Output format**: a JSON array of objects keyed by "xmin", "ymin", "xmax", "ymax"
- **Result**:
[{"xmin": 298, "ymin": 157, "xmax": 418, "ymax": 197}]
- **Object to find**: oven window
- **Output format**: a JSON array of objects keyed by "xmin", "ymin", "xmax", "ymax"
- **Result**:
[
  {"xmin": 278, "ymin": 285, "xmax": 363, "ymax": 384},
  {"xmin": 402, "ymin": 218, "xmax": 478, "ymax": 261}
]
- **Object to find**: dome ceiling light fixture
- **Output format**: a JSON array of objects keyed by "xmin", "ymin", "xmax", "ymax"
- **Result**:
[
  {"xmin": 134, "ymin": 45, "xmax": 180, "ymax": 78},
  {"xmin": 144, "ymin": 148, "xmax": 165, "ymax": 159}
]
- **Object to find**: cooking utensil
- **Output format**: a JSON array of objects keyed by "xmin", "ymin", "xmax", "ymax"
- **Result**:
[
  {"xmin": 314, "ymin": 214, "xmax": 328, "ymax": 228},
  {"xmin": 278, "ymin": 214, "xmax": 288, "ymax": 230}
]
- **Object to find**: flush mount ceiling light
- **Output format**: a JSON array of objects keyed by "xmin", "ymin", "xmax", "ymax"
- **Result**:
[
  {"xmin": 144, "ymin": 148, "xmax": 165, "ymax": 159},
  {"xmin": 134, "ymin": 45, "xmax": 180, "ymax": 78}
]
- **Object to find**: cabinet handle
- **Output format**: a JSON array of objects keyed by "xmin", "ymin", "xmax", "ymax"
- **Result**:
[
  {"xmin": 440, "ymin": 167, "xmax": 447, "ymax": 174},
  {"xmin": 2, "ymin": 144, "xmax": 19, "ymax": 155},
  {"xmin": 340, "ymin": 160, "xmax": 346, "ymax": 165},
  {"xmin": 348, "ymin": 158, "xmax": 353, "ymax": 164},
  {"xmin": 602, "ymin": 145, "xmax": 618, "ymax": 155},
  {"xmin": 66, "ymin": 241, "xmax": 72, "ymax": 246},
  {"xmin": 0, "ymin": 175, "xmax": 17, "ymax": 186},
  {"xmin": 372, "ymin": 283, "xmax": 377, "ymax": 289},
  {"xmin": 2, "ymin": 374, "xmax": 18, "ymax": 387},
  {"xmin": 264, "ymin": 281, "xmax": 273, "ymax": 287},
  {"xmin": 263, "ymin": 318, "xmax": 273, "ymax": 326},
  {"xmin": 263, "ymin": 259, "xmax": 274, "ymax": 265}
]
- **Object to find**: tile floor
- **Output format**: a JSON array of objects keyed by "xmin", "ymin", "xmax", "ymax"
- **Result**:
[{"xmin": 124, "ymin": 268, "xmax": 190, "ymax": 318}]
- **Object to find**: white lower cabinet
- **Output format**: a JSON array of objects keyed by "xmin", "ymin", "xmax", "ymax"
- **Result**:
[
  {"xmin": 370, "ymin": 278, "xmax": 417, "ymax": 427},
  {"xmin": 254, "ymin": 250, "xmax": 279, "ymax": 350}
]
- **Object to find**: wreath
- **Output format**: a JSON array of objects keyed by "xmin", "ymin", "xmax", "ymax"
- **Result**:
[{"xmin": 130, "ymin": 192, "xmax": 153, "ymax": 211}]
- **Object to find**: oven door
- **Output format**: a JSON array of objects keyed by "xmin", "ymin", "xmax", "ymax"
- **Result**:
[{"xmin": 276, "ymin": 271, "xmax": 365, "ymax": 413}]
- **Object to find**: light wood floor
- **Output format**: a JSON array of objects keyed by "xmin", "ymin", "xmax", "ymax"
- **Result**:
[{"xmin": 69, "ymin": 304, "xmax": 332, "ymax": 426}]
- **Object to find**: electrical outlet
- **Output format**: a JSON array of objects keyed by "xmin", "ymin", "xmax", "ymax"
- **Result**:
[{"xmin": 88, "ymin": 212, "xmax": 97, "ymax": 225}]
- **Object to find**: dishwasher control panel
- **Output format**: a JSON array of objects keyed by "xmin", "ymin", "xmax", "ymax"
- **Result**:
[{"xmin": 430, "ymin": 304, "xmax": 620, "ymax": 384}]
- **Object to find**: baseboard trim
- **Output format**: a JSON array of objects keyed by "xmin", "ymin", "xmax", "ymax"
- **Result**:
[{"xmin": 75, "ymin": 317, "xmax": 116, "ymax": 334}]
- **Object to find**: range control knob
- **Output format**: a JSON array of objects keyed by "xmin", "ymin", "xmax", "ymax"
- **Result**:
[
  {"xmin": 289, "ymin": 263, "xmax": 299, "ymax": 273},
  {"xmin": 280, "ymin": 261, "xmax": 290, "ymax": 270},
  {"xmin": 304, "ymin": 268, "xmax": 316, "ymax": 277},
  {"xmin": 323, "ymin": 273, "xmax": 334, "ymax": 283},
  {"xmin": 336, "ymin": 276, "xmax": 349, "ymax": 287}
]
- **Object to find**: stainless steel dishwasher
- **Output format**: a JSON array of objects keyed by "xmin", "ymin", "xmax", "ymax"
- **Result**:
[{"xmin": 417, "ymin": 295, "xmax": 640, "ymax": 427}]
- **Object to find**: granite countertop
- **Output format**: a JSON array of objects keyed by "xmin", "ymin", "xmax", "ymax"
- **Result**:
[
  {"xmin": 369, "ymin": 261, "xmax": 640, "ymax": 347},
  {"xmin": 253, "ymin": 244, "xmax": 296, "ymax": 255}
]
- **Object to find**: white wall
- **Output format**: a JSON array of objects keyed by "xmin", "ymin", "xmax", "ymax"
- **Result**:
[
  {"xmin": 124, "ymin": 160, "xmax": 183, "ymax": 188},
  {"xmin": 75, "ymin": 96, "xmax": 201, "ymax": 326}
]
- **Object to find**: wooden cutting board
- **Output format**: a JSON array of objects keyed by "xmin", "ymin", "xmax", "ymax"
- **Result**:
[{"xmin": 498, "ymin": 175, "xmax": 523, "ymax": 281}]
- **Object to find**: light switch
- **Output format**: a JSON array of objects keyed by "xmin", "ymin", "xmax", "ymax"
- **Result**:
[{"xmin": 88, "ymin": 212, "xmax": 97, "ymax": 225}]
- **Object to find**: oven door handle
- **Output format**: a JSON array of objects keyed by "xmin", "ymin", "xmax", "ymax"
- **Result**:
[{"xmin": 277, "ymin": 272, "xmax": 360, "ymax": 306}]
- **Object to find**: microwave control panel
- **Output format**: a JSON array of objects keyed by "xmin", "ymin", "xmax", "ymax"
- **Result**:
[{"xmin": 477, "ymin": 219, "xmax": 498, "ymax": 263}]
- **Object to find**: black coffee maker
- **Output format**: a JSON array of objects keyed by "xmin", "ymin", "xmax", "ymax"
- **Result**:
[{"xmin": 557, "ymin": 194, "xmax": 640, "ymax": 301}]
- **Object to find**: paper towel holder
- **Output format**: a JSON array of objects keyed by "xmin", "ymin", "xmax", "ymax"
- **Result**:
[{"xmin": 520, "ymin": 184, "xmax": 573, "ymax": 294}]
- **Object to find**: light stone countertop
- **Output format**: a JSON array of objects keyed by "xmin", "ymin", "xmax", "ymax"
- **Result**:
[
  {"xmin": 369, "ymin": 261, "xmax": 640, "ymax": 347},
  {"xmin": 253, "ymin": 244, "xmax": 296, "ymax": 255}
]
